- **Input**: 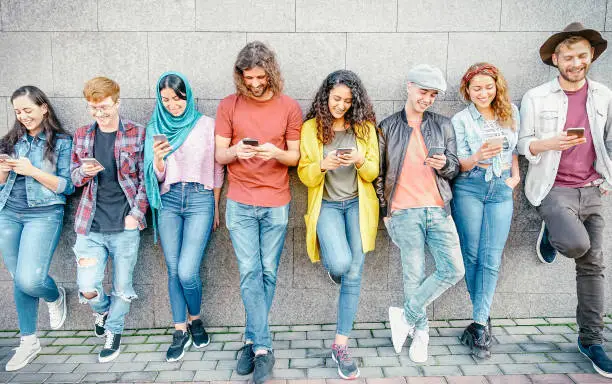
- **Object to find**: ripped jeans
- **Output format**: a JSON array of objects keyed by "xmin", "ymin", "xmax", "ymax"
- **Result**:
[{"xmin": 73, "ymin": 229, "xmax": 140, "ymax": 334}]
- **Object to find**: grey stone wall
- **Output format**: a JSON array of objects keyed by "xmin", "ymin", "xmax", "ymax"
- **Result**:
[{"xmin": 0, "ymin": 0, "xmax": 610, "ymax": 330}]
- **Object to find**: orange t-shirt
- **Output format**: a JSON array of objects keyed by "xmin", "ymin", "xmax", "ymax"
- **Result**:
[
  {"xmin": 391, "ymin": 122, "xmax": 444, "ymax": 212},
  {"xmin": 215, "ymin": 93, "xmax": 303, "ymax": 207}
]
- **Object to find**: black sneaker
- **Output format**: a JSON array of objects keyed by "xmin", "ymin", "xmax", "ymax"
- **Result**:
[
  {"xmin": 578, "ymin": 339, "xmax": 612, "ymax": 378},
  {"xmin": 188, "ymin": 319, "xmax": 210, "ymax": 349},
  {"xmin": 93, "ymin": 312, "xmax": 107, "ymax": 338},
  {"xmin": 166, "ymin": 330, "xmax": 192, "ymax": 362},
  {"xmin": 98, "ymin": 330, "xmax": 121, "ymax": 363},
  {"xmin": 536, "ymin": 221, "xmax": 557, "ymax": 264},
  {"xmin": 253, "ymin": 351, "xmax": 275, "ymax": 384},
  {"xmin": 328, "ymin": 272, "xmax": 342, "ymax": 285},
  {"xmin": 460, "ymin": 323, "xmax": 491, "ymax": 360},
  {"xmin": 236, "ymin": 343, "xmax": 255, "ymax": 375},
  {"xmin": 331, "ymin": 343, "xmax": 360, "ymax": 379}
]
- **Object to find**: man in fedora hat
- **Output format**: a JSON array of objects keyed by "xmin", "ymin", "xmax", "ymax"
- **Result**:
[{"xmin": 518, "ymin": 22, "xmax": 612, "ymax": 378}]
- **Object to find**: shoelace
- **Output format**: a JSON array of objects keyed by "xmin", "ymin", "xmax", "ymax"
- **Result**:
[
  {"xmin": 334, "ymin": 345, "xmax": 352, "ymax": 362},
  {"xmin": 103, "ymin": 330, "xmax": 115, "ymax": 349},
  {"xmin": 171, "ymin": 331, "xmax": 185, "ymax": 346},
  {"xmin": 94, "ymin": 313, "xmax": 105, "ymax": 327}
]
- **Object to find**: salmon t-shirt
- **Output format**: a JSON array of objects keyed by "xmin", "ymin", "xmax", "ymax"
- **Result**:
[
  {"xmin": 391, "ymin": 122, "xmax": 444, "ymax": 212},
  {"xmin": 215, "ymin": 93, "xmax": 303, "ymax": 207}
]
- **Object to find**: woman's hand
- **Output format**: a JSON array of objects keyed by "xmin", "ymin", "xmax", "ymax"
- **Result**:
[
  {"xmin": 6, "ymin": 158, "xmax": 38, "ymax": 177},
  {"xmin": 153, "ymin": 140, "xmax": 172, "ymax": 172},
  {"xmin": 320, "ymin": 150, "xmax": 342, "ymax": 171},
  {"xmin": 337, "ymin": 148, "xmax": 365, "ymax": 168}
]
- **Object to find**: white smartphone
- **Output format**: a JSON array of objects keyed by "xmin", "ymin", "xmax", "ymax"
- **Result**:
[
  {"xmin": 484, "ymin": 136, "xmax": 504, "ymax": 147},
  {"xmin": 81, "ymin": 157, "xmax": 105, "ymax": 170},
  {"xmin": 0, "ymin": 154, "xmax": 9, "ymax": 162}
]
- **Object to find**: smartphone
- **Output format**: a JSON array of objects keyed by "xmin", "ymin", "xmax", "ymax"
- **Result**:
[
  {"xmin": 336, "ymin": 147, "xmax": 353, "ymax": 156},
  {"xmin": 81, "ymin": 157, "xmax": 105, "ymax": 170},
  {"xmin": 566, "ymin": 127, "xmax": 585, "ymax": 139},
  {"xmin": 0, "ymin": 154, "xmax": 9, "ymax": 162},
  {"xmin": 242, "ymin": 138, "xmax": 259, "ymax": 146},
  {"xmin": 484, "ymin": 136, "xmax": 504, "ymax": 147},
  {"xmin": 424, "ymin": 147, "xmax": 445, "ymax": 165},
  {"xmin": 153, "ymin": 134, "xmax": 168, "ymax": 143}
]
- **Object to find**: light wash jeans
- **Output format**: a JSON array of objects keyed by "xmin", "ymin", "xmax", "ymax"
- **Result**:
[
  {"xmin": 158, "ymin": 183, "xmax": 215, "ymax": 324},
  {"xmin": 385, "ymin": 207, "xmax": 464, "ymax": 330},
  {"xmin": 0, "ymin": 206, "xmax": 63, "ymax": 336},
  {"xmin": 73, "ymin": 229, "xmax": 140, "ymax": 334},
  {"xmin": 225, "ymin": 198, "xmax": 289, "ymax": 353},
  {"xmin": 316, "ymin": 197, "xmax": 365, "ymax": 336},
  {"xmin": 451, "ymin": 168, "xmax": 514, "ymax": 324}
]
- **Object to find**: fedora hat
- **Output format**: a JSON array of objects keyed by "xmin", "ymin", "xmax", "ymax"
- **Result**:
[{"xmin": 539, "ymin": 22, "xmax": 607, "ymax": 66}]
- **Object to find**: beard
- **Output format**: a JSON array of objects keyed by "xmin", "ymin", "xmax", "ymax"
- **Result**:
[
  {"xmin": 558, "ymin": 63, "xmax": 590, "ymax": 84},
  {"xmin": 247, "ymin": 84, "xmax": 268, "ymax": 98}
]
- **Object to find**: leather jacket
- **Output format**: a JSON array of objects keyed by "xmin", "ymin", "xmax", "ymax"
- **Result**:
[{"xmin": 374, "ymin": 108, "xmax": 460, "ymax": 217}]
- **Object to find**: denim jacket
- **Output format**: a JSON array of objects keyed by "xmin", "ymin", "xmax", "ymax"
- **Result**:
[
  {"xmin": 518, "ymin": 77, "xmax": 612, "ymax": 206},
  {"xmin": 452, "ymin": 103, "xmax": 519, "ymax": 181},
  {"xmin": 0, "ymin": 132, "xmax": 75, "ymax": 211}
]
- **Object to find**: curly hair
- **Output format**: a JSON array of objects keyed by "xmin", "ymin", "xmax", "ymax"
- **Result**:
[
  {"xmin": 305, "ymin": 70, "xmax": 376, "ymax": 145},
  {"xmin": 233, "ymin": 41, "xmax": 283, "ymax": 97},
  {"xmin": 459, "ymin": 62, "xmax": 515, "ymax": 130},
  {"xmin": 0, "ymin": 86, "xmax": 69, "ymax": 162}
]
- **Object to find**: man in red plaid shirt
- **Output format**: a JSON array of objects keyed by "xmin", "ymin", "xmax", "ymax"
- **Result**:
[{"xmin": 70, "ymin": 77, "xmax": 148, "ymax": 363}]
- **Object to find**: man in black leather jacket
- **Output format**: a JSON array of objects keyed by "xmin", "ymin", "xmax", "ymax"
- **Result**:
[{"xmin": 376, "ymin": 64, "xmax": 464, "ymax": 364}]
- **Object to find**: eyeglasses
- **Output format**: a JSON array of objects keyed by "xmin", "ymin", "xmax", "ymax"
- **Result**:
[{"xmin": 86, "ymin": 103, "xmax": 117, "ymax": 114}]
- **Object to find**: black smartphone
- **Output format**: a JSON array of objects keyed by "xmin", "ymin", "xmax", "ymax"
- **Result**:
[
  {"xmin": 424, "ymin": 147, "xmax": 445, "ymax": 165},
  {"xmin": 242, "ymin": 138, "xmax": 259, "ymax": 146}
]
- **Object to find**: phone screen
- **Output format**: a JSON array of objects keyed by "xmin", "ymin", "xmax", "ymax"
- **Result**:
[{"xmin": 242, "ymin": 139, "xmax": 259, "ymax": 146}]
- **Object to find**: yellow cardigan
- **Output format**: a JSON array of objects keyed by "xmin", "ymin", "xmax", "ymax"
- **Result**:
[{"xmin": 297, "ymin": 118, "xmax": 380, "ymax": 263}]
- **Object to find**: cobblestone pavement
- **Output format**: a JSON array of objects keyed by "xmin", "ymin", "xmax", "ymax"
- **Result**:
[{"xmin": 0, "ymin": 316, "xmax": 610, "ymax": 383}]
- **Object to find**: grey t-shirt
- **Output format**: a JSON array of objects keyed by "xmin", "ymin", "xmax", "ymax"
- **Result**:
[
  {"xmin": 322, "ymin": 129, "xmax": 358, "ymax": 201},
  {"xmin": 91, "ymin": 128, "xmax": 131, "ymax": 233}
]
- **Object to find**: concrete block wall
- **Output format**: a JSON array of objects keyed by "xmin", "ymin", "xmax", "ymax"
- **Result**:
[{"xmin": 0, "ymin": 0, "xmax": 610, "ymax": 330}]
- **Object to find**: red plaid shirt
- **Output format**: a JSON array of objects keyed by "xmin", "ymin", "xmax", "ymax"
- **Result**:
[{"xmin": 70, "ymin": 118, "xmax": 149, "ymax": 235}]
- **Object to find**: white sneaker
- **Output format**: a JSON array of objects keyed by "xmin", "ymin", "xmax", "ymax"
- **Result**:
[
  {"xmin": 5, "ymin": 336, "xmax": 41, "ymax": 371},
  {"xmin": 389, "ymin": 307, "xmax": 414, "ymax": 353},
  {"xmin": 47, "ymin": 286, "xmax": 67, "ymax": 330},
  {"xmin": 409, "ymin": 328, "xmax": 430, "ymax": 363}
]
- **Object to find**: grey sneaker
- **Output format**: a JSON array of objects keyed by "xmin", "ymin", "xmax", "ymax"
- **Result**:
[
  {"xmin": 253, "ymin": 351, "xmax": 275, "ymax": 384},
  {"xmin": 331, "ymin": 343, "xmax": 360, "ymax": 379},
  {"xmin": 5, "ymin": 337, "xmax": 41, "ymax": 371},
  {"xmin": 47, "ymin": 286, "xmax": 67, "ymax": 330},
  {"xmin": 236, "ymin": 343, "xmax": 255, "ymax": 375}
]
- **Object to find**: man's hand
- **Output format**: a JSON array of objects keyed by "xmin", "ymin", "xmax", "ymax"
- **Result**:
[
  {"xmin": 254, "ymin": 143, "xmax": 281, "ymax": 161},
  {"xmin": 124, "ymin": 215, "xmax": 139, "ymax": 230},
  {"xmin": 81, "ymin": 163, "xmax": 104, "ymax": 177},
  {"xmin": 234, "ymin": 140, "xmax": 258, "ymax": 160},
  {"xmin": 424, "ymin": 154, "xmax": 447, "ymax": 170}
]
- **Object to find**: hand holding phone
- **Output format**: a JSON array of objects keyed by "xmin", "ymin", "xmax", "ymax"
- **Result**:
[
  {"xmin": 0, "ymin": 154, "xmax": 12, "ymax": 172},
  {"xmin": 81, "ymin": 158, "xmax": 105, "ymax": 176},
  {"xmin": 0, "ymin": 154, "xmax": 9, "ymax": 162},
  {"xmin": 424, "ymin": 147, "xmax": 446, "ymax": 169},
  {"xmin": 424, "ymin": 147, "xmax": 445, "ymax": 165}
]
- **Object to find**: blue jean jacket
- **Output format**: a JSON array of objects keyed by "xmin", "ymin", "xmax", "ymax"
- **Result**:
[{"xmin": 0, "ymin": 132, "xmax": 75, "ymax": 211}]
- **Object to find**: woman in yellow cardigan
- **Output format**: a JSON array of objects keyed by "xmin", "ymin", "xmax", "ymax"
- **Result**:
[{"xmin": 298, "ymin": 70, "xmax": 379, "ymax": 380}]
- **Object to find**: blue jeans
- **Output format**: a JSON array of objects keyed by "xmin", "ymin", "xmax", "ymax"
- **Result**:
[
  {"xmin": 73, "ymin": 229, "xmax": 140, "ymax": 334},
  {"xmin": 0, "ymin": 206, "xmax": 63, "ymax": 336},
  {"xmin": 158, "ymin": 183, "xmax": 214, "ymax": 324},
  {"xmin": 452, "ymin": 168, "xmax": 514, "ymax": 324},
  {"xmin": 385, "ymin": 207, "xmax": 464, "ymax": 330},
  {"xmin": 316, "ymin": 197, "xmax": 365, "ymax": 337},
  {"xmin": 225, "ymin": 198, "xmax": 289, "ymax": 353}
]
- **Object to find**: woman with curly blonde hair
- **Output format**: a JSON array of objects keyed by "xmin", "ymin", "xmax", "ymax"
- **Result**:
[
  {"xmin": 450, "ymin": 63, "xmax": 520, "ymax": 360},
  {"xmin": 298, "ymin": 70, "xmax": 379, "ymax": 380}
]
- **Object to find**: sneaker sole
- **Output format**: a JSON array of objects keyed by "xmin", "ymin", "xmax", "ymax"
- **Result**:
[
  {"xmin": 192, "ymin": 337, "xmax": 210, "ymax": 349},
  {"xmin": 536, "ymin": 221, "xmax": 554, "ymax": 264},
  {"xmin": 331, "ymin": 352, "xmax": 360, "ymax": 380},
  {"xmin": 5, "ymin": 344, "xmax": 41, "ymax": 372},
  {"xmin": 578, "ymin": 348, "xmax": 612, "ymax": 378},
  {"xmin": 50, "ymin": 287, "xmax": 67, "ymax": 330},
  {"xmin": 166, "ymin": 338, "xmax": 192, "ymax": 362},
  {"xmin": 98, "ymin": 347, "xmax": 121, "ymax": 363}
]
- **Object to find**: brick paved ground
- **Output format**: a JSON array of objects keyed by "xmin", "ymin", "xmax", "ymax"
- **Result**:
[{"xmin": 0, "ymin": 316, "xmax": 610, "ymax": 383}]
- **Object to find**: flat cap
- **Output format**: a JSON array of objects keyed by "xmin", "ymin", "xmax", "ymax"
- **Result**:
[{"xmin": 407, "ymin": 64, "xmax": 447, "ymax": 93}]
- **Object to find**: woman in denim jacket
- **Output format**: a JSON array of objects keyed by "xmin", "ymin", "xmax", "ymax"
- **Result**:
[
  {"xmin": 0, "ymin": 86, "xmax": 74, "ymax": 371},
  {"xmin": 450, "ymin": 63, "xmax": 520, "ymax": 360}
]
